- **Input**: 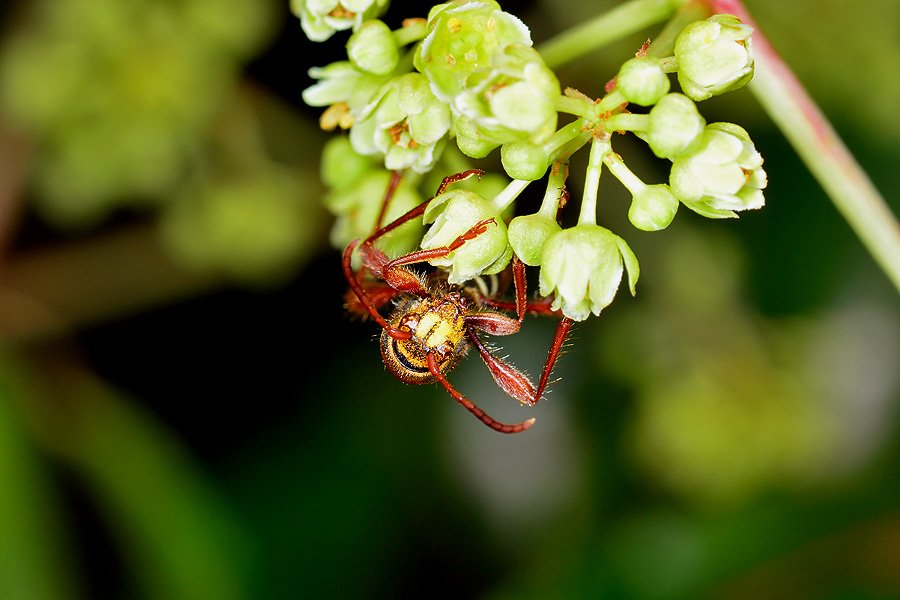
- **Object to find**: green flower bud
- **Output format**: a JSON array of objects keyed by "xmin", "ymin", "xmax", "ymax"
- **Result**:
[
  {"xmin": 500, "ymin": 140, "xmax": 549, "ymax": 181},
  {"xmin": 453, "ymin": 115, "xmax": 500, "ymax": 159},
  {"xmin": 643, "ymin": 93, "xmax": 706, "ymax": 159},
  {"xmin": 291, "ymin": 0, "xmax": 389, "ymax": 43},
  {"xmin": 320, "ymin": 136, "xmax": 379, "ymax": 190},
  {"xmin": 347, "ymin": 19, "xmax": 399, "ymax": 75},
  {"xmin": 508, "ymin": 213, "xmax": 561, "ymax": 266},
  {"xmin": 349, "ymin": 73, "xmax": 452, "ymax": 173},
  {"xmin": 453, "ymin": 44, "xmax": 559, "ymax": 147},
  {"xmin": 669, "ymin": 122, "xmax": 767, "ymax": 218},
  {"xmin": 414, "ymin": 1, "xmax": 531, "ymax": 103},
  {"xmin": 421, "ymin": 189, "xmax": 511, "ymax": 283},
  {"xmin": 674, "ymin": 14, "xmax": 754, "ymax": 101},
  {"xmin": 302, "ymin": 61, "xmax": 391, "ymax": 115},
  {"xmin": 326, "ymin": 170, "xmax": 424, "ymax": 256},
  {"xmin": 628, "ymin": 184, "xmax": 679, "ymax": 231},
  {"xmin": 539, "ymin": 224, "xmax": 639, "ymax": 321},
  {"xmin": 616, "ymin": 56, "xmax": 670, "ymax": 106}
]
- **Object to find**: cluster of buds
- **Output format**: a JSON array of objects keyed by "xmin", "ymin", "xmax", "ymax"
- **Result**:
[{"xmin": 293, "ymin": 1, "xmax": 767, "ymax": 322}]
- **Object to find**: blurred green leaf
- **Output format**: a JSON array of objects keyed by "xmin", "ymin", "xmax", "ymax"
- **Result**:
[
  {"xmin": 0, "ymin": 351, "xmax": 255, "ymax": 600},
  {"xmin": 0, "ymin": 378, "xmax": 82, "ymax": 600}
]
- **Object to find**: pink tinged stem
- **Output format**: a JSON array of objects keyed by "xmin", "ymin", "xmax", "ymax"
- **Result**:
[{"xmin": 709, "ymin": 0, "xmax": 900, "ymax": 291}]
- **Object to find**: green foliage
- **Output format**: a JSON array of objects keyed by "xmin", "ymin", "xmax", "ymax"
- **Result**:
[{"xmin": 0, "ymin": 0, "xmax": 277, "ymax": 228}]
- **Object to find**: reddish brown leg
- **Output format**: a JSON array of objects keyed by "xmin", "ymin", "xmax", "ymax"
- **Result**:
[
  {"xmin": 467, "ymin": 327, "xmax": 537, "ymax": 405},
  {"xmin": 344, "ymin": 280, "xmax": 401, "ymax": 319},
  {"xmin": 361, "ymin": 168, "xmax": 484, "ymax": 252},
  {"xmin": 427, "ymin": 354, "xmax": 535, "ymax": 434},
  {"xmin": 381, "ymin": 217, "xmax": 495, "ymax": 273},
  {"xmin": 462, "ymin": 254, "xmax": 573, "ymax": 405},
  {"xmin": 478, "ymin": 255, "xmax": 561, "ymax": 316},
  {"xmin": 342, "ymin": 240, "xmax": 411, "ymax": 339},
  {"xmin": 374, "ymin": 170, "xmax": 403, "ymax": 230},
  {"xmin": 480, "ymin": 296, "xmax": 559, "ymax": 315},
  {"xmin": 466, "ymin": 317, "xmax": 574, "ymax": 406},
  {"xmin": 353, "ymin": 169, "xmax": 485, "ymax": 280},
  {"xmin": 534, "ymin": 317, "xmax": 574, "ymax": 403},
  {"xmin": 355, "ymin": 217, "xmax": 497, "ymax": 297}
]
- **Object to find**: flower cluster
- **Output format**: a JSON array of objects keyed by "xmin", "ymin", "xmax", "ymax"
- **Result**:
[
  {"xmin": 300, "ymin": 0, "xmax": 558, "ymax": 177},
  {"xmin": 294, "ymin": 2, "xmax": 767, "ymax": 322}
]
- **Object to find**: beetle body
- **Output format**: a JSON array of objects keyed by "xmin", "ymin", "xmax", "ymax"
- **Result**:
[
  {"xmin": 380, "ymin": 292, "xmax": 470, "ymax": 384},
  {"xmin": 344, "ymin": 169, "xmax": 573, "ymax": 434}
]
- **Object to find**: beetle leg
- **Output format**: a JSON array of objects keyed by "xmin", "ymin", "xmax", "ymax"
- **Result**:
[
  {"xmin": 382, "ymin": 217, "xmax": 496, "ymax": 275},
  {"xmin": 361, "ymin": 169, "xmax": 484, "ymax": 251},
  {"xmin": 344, "ymin": 281, "xmax": 400, "ymax": 319},
  {"xmin": 467, "ymin": 318, "xmax": 574, "ymax": 406},
  {"xmin": 342, "ymin": 240, "xmax": 412, "ymax": 340},
  {"xmin": 434, "ymin": 169, "xmax": 484, "ymax": 195},
  {"xmin": 478, "ymin": 296, "xmax": 560, "ymax": 315},
  {"xmin": 476, "ymin": 255, "xmax": 559, "ymax": 322},
  {"xmin": 353, "ymin": 170, "xmax": 490, "ymax": 293},
  {"xmin": 511, "ymin": 254, "xmax": 528, "ymax": 322},
  {"xmin": 374, "ymin": 170, "xmax": 403, "ymax": 231},
  {"xmin": 533, "ymin": 317, "xmax": 574, "ymax": 404},
  {"xmin": 427, "ymin": 353, "xmax": 535, "ymax": 434}
]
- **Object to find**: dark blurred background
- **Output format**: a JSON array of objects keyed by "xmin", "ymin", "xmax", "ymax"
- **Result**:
[{"xmin": 0, "ymin": 1, "xmax": 898, "ymax": 599}]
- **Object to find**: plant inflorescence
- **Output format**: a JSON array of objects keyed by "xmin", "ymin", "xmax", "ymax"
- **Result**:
[{"xmin": 295, "ymin": 0, "xmax": 766, "ymax": 322}]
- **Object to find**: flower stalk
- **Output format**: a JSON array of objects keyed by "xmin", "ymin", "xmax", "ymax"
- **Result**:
[
  {"xmin": 536, "ymin": 0, "xmax": 685, "ymax": 69},
  {"xmin": 711, "ymin": 0, "xmax": 900, "ymax": 291}
]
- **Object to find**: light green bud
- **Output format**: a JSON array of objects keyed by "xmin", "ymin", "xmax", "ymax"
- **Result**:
[
  {"xmin": 628, "ymin": 184, "xmax": 679, "ymax": 231},
  {"xmin": 643, "ymin": 93, "xmax": 706, "ymax": 159},
  {"xmin": 616, "ymin": 56, "xmax": 670, "ymax": 106},
  {"xmin": 500, "ymin": 140, "xmax": 549, "ymax": 181},
  {"xmin": 347, "ymin": 19, "xmax": 399, "ymax": 75},
  {"xmin": 539, "ymin": 224, "xmax": 639, "ymax": 321},
  {"xmin": 291, "ymin": 0, "xmax": 389, "ymax": 43},
  {"xmin": 349, "ymin": 73, "xmax": 451, "ymax": 173},
  {"xmin": 508, "ymin": 213, "xmax": 561, "ymax": 266},
  {"xmin": 674, "ymin": 14, "xmax": 754, "ymax": 101},
  {"xmin": 421, "ymin": 189, "xmax": 511, "ymax": 283},
  {"xmin": 454, "ymin": 116, "xmax": 500, "ymax": 159},
  {"xmin": 669, "ymin": 122, "xmax": 767, "ymax": 218}
]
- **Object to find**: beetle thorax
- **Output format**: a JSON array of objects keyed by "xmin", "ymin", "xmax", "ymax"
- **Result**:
[{"xmin": 379, "ymin": 293, "xmax": 469, "ymax": 385}]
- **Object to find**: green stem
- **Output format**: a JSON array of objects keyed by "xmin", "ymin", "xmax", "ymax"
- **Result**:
[
  {"xmin": 578, "ymin": 137, "xmax": 611, "ymax": 225},
  {"xmin": 537, "ymin": 0, "xmax": 685, "ymax": 69},
  {"xmin": 555, "ymin": 94, "xmax": 597, "ymax": 120},
  {"xmin": 597, "ymin": 89, "xmax": 628, "ymax": 113},
  {"xmin": 539, "ymin": 161, "xmax": 570, "ymax": 218},
  {"xmin": 605, "ymin": 112, "xmax": 648, "ymax": 133},
  {"xmin": 658, "ymin": 56, "xmax": 677, "ymax": 72},
  {"xmin": 393, "ymin": 20, "xmax": 426, "ymax": 47},
  {"xmin": 714, "ymin": 0, "xmax": 900, "ymax": 291},
  {"xmin": 492, "ymin": 179, "xmax": 531, "ymax": 212},
  {"xmin": 603, "ymin": 151, "xmax": 646, "ymax": 194},
  {"xmin": 645, "ymin": 0, "xmax": 710, "ymax": 57},
  {"xmin": 544, "ymin": 119, "xmax": 593, "ymax": 163}
]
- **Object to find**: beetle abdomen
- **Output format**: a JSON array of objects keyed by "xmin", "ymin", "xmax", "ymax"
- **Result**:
[{"xmin": 380, "ymin": 295, "xmax": 469, "ymax": 385}]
